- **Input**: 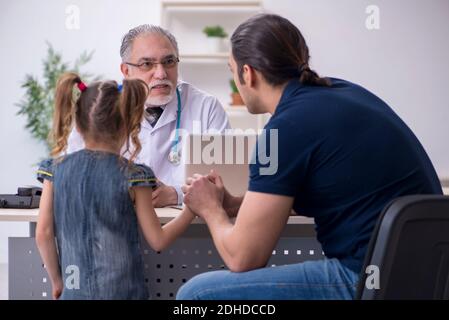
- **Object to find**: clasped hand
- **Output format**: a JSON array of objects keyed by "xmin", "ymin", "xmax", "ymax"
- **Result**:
[{"xmin": 181, "ymin": 170, "xmax": 225, "ymax": 218}]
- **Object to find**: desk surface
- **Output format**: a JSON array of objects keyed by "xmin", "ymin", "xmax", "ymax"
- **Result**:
[
  {"xmin": 0, "ymin": 207, "xmax": 314, "ymax": 225},
  {"xmin": 2, "ymin": 188, "xmax": 448, "ymax": 224}
]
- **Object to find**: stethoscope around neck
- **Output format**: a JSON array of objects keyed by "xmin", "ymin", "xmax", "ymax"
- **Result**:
[{"xmin": 167, "ymin": 87, "xmax": 182, "ymax": 165}]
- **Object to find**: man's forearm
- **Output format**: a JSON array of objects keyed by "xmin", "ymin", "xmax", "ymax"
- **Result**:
[
  {"xmin": 205, "ymin": 203, "xmax": 268, "ymax": 272},
  {"xmin": 203, "ymin": 207, "xmax": 243, "ymax": 271},
  {"xmin": 225, "ymin": 195, "xmax": 244, "ymax": 217}
]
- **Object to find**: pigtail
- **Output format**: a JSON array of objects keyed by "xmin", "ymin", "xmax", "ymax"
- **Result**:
[
  {"xmin": 119, "ymin": 79, "xmax": 149, "ymax": 163},
  {"xmin": 50, "ymin": 72, "xmax": 83, "ymax": 157}
]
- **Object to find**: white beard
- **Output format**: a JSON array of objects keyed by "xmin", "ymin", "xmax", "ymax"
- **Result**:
[{"xmin": 146, "ymin": 92, "xmax": 174, "ymax": 107}]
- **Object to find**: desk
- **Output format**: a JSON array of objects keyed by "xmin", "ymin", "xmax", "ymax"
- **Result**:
[
  {"xmin": 3, "ymin": 182, "xmax": 447, "ymax": 222},
  {"xmin": 0, "ymin": 208, "xmax": 314, "ymax": 224},
  {"xmin": 1, "ymin": 208, "xmax": 317, "ymax": 300}
]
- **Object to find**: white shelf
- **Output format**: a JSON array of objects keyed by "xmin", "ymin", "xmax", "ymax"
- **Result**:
[
  {"xmin": 167, "ymin": 7, "xmax": 261, "ymax": 15},
  {"xmin": 182, "ymin": 52, "xmax": 229, "ymax": 58},
  {"xmin": 162, "ymin": 0, "xmax": 261, "ymax": 4},
  {"xmin": 161, "ymin": 0, "xmax": 263, "ymax": 23},
  {"xmin": 162, "ymin": 0, "xmax": 262, "ymax": 7},
  {"xmin": 165, "ymin": 6, "xmax": 261, "ymax": 13},
  {"xmin": 162, "ymin": 0, "xmax": 265, "ymax": 132},
  {"xmin": 180, "ymin": 52, "xmax": 229, "ymax": 62}
]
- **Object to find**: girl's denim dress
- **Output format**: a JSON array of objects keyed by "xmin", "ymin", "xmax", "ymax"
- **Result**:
[{"xmin": 37, "ymin": 149, "xmax": 156, "ymax": 299}]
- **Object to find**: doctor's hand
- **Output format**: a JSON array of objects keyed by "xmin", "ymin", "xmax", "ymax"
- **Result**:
[
  {"xmin": 152, "ymin": 180, "xmax": 178, "ymax": 208},
  {"xmin": 182, "ymin": 173, "xmax": 225, "ymax": 219}
]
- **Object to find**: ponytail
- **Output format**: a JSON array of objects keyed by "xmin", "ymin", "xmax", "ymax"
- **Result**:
[
  {"xmin": 299, "ymin": 64, "xmax": 331, "ymax": 87},
  {"xmin": 119, "ymin": 79, "xmax": 148, "ymax": 163},
  {"xmin": 51, "ymin": 72, "xmax": 82, "ymax": 157}
]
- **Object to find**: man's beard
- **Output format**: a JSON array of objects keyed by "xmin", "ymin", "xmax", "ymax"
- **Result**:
[{"xmin": 146, "ymin": 80, "xmax": 175, "ymax": 107}]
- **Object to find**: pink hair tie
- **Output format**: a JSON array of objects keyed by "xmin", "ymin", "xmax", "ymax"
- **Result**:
[{"xmin": 77, "ymin": 81, "xmax": 87, "ymax": 92}]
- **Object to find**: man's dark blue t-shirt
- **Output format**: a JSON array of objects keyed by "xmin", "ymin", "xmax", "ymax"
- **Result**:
[{"xmin": 249, "ymin": 78, "xmax": 442, "ymax": 274}]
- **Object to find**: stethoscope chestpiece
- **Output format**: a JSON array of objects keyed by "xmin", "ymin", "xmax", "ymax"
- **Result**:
[{"xmin": 168, "ymin": 149, "xmax": 181, "ymax": 165}]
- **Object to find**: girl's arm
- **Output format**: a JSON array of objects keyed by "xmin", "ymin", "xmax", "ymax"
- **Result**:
[
  {"xmin": 133, "ymin": 186, "xmax": 196, "ymax": 252},
  {"xmin": 35, "ymin": 180, "xmax": 63, "ymax": 299}
]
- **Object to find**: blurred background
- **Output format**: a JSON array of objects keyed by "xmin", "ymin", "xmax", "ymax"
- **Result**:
[{"xmin": 1, "ymin": 0, "xmax": 448, "ymax": 267}]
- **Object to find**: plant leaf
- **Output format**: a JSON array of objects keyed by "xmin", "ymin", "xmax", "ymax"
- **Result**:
[{"xmin": 16, "ymin": 42, "xmax": 98, "ymax": 153}]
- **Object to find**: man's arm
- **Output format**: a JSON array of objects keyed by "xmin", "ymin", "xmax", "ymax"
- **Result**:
[
  {"xmin": 208, "ymin": 192, "xmax": 292, "ymax": 272},
  {"xmin": 223, "ymin": 194, "xmax": 244, "ymax": 218},
  {"xmin": 208, "ymin": 171, "xmax": 243, "ymax": 217},
  {"xmin": 183, "ymin": 175, "xmax": 293, "ymax": 272}
]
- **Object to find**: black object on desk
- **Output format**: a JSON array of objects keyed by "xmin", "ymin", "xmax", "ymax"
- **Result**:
[{"xmin": 0, "ymin": 186, "xmax": 42, "ymax": 208}]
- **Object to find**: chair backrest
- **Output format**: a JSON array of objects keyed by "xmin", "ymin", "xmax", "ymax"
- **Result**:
[{"xmin": 356, "ymin": 195, "xmax": 449, "ymax": 300}]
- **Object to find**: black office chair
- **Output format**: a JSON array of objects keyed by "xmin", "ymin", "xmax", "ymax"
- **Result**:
[{"xmin": 356, "ymin": 195, "xmax": 449, "ymax": 300}]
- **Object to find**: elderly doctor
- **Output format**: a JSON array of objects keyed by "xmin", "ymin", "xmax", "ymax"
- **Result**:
[{"xmin": 67, "ymin": 25, "xmax": 230, "ymax": 207}]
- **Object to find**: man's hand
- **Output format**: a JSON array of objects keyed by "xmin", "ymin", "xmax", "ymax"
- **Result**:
[
  {"xmin": 207, "ymin": 170, "xmax": 241, "ymax": 217},
  {"xmin": 182, "ymin": 172, "xmax": 225, "ymax": 219},
  {"xmin": 152, "ymin": 180, "xmax": 178, "ymax": 207}
]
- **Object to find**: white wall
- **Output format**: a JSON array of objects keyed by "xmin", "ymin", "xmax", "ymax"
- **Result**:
[
  {"xmin": 263, "ymin": 0, "xmax": 449, "ymax": 178},
  {"xmin": 1, "ymin": 0, "xmax": 448, "ymax": 263},
  {"xmin": 0, "ymin": 0, "xmax": 161, "ymax": 263}
]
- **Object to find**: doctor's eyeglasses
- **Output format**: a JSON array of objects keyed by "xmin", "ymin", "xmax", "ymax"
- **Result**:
[{"xmin": 125, "ymin": 56, "xmax": 180, "ymax": 72}]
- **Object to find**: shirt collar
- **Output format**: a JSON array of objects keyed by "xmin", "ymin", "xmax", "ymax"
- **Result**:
[{"xmin": 279, "ymin": 78, "xmax": 303, "ymax": 104}]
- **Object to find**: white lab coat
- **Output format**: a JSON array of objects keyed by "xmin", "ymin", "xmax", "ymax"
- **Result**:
[{"xmin": 67, "ymin": 81, "xmax": 230, "ymax": 204}]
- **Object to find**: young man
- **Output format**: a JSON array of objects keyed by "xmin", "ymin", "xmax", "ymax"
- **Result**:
[{"xmin": 178, "ymin": 14, "xmax": 442, "ymax": 300}]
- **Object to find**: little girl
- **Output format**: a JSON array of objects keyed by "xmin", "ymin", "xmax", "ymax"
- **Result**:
[{"xmin": 35, "ymin": 72, "xmax": 195, "ymax": 300}]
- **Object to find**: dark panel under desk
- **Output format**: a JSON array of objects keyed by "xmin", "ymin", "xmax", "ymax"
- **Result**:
[{"xmin": 9, "ymin": 223, "xmax": 321, "ymax": 300}]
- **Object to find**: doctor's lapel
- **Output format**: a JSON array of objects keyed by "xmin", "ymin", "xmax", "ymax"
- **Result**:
[{"xmin": 150, "ymin": 98, "xmax": 178, "ymax": 133}]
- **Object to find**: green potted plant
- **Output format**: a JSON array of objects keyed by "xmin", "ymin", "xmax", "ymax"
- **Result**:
[
  {"xmin": 202, "ymin": 25, "xmax": 228, "ymax": 53},
  {"xmin": 230, "ymin": 79, "xmax": 244, "ymax": 106},
  {"xmin": 16, "ymin": 42, "xmax": 98, "ymax": 153}
]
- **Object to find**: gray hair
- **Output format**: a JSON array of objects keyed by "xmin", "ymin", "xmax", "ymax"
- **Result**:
[{"xmin": 120, "ymin": 24, "xmax": 179, "ymax": 61}]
